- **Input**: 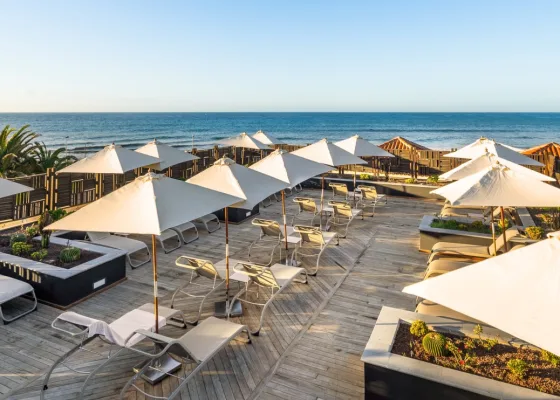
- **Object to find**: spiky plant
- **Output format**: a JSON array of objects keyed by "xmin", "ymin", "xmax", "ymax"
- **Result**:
[{"xmin": 0, "ymin": 125, "xmax": 40, "ymax": 177}]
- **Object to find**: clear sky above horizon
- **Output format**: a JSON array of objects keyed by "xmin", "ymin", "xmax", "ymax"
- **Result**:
[{"xmin": 1, "ymin": 0, "xmax": 559, "ymax": 112}]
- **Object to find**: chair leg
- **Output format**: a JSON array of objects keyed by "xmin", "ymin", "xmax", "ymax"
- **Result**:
[
  {"xmin": 0, "ymin": 290, "xmax": 37, "ymax": 324},
  {"xmin": 128, "ymin": 247, "xmax": 151, "ymax": 269}
]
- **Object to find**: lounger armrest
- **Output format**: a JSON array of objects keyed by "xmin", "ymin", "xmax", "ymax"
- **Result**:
[
  {"xmin": 125, "ymin": 329, "xmax": 175, "ymax": 357},
  {"xmin": 132, "ymin": 329, "xmax": 174, "ymax": 345},
  {"xmin": 51, "ymin": 317, "xmax": 89, "ymax": 337}
]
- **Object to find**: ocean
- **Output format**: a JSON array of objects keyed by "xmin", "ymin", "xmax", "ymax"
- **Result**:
[{"xmin": 0, "ymin": 112, "xmax": 559, "ymax": 155}]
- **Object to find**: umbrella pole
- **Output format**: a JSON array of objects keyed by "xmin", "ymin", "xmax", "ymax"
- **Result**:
[
  {"xmin": 225, "ymin": 207, "xmax": 229, "ymax": 300},
  {"xmin": 282, "ymin": 190, "xmax": 288, "ymax": 264},
  {"xmin": 490, "ymin": 206, "xmax": 497, "ymax": 256},
  {"xmin": 152, "ymin": 234, "xmax": 159, "ymax": 333},
  {"xmin": 353, "ymin": 167, "xmax": 357, "ymax": 207},
  {"xmin": 500, "ymin": 206, "xmax": 508, "ymax": 252},
  {"xmin": 321, "ymin": 174, "xmax": 325, "ymax": 229}
]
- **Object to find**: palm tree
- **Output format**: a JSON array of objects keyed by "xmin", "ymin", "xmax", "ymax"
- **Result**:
[
  {"xmin": 0, "ymin": 125, "xmax": 40, "ymax": 177},
  {"xmin": 31, "ymin": 142, "xmax": 77, "ymax": 173}
]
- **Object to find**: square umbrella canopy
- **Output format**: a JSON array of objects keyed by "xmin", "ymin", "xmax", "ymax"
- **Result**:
[
  {"xmin": 444, "ymin": 138, "xmax": 543, "ymax": 167},
  {"xmin": 187, "ymin": 157, "xmax": 287, "ymax": 210},
  {"xmin": 440, "ymin": 152, "xmax": 555, "ymax": 182},
  {"xmin": 252, "ymin": 130, "xmax": 285, "ymax": 146},
  {"xmin": 292, "ymin": 138, "xmax": 367, "ymax": 167},
  {"xmin": 58, "ymin": 144, "xmax": 161, "ymax": 174},
  {"xmin": 218, "ymin": 132, "xmax": 270, "ymax": 150},
  {"xmin": 135, "ymin": 139, "xmax": 199, "ymax": 170},
  {"xmin": 46, "ymin": 172, "xmax": 243, "ymax": 331},
  {"xmin": 403, "ymin": 232, "xmax": 560, "ymax": 355},
  {"xmin": 333, "ymin": 135, "xmax": 394, "ymax": 158},
  {"xmin": 0, "ymin": 178, "xmax": 33, "ymax": 198}
]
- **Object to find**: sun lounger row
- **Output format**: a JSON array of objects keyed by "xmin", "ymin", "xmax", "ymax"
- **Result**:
[{"xmin": 86, "ymin": 214, "xmax": 220, "ymax": 269}]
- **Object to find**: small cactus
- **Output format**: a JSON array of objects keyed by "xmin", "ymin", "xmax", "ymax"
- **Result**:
[
  {"xmin": 422, "ymin": 332, "xmax": 448, "ymax": 357},
  {"xmin": 60, "ymin": 247, "xmax": 81, "ymax": 263}
]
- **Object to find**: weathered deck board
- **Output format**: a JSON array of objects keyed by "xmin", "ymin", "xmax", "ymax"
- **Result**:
[{"xmin": 2, "ymin": 190, "xmax": 440, "ymax": 400}]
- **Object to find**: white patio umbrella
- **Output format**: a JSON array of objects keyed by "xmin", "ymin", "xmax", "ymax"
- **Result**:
[
  {"xmin": 444, "ymin": 138, "xmax": 543, "ymax": 167},
  {"xmin": 250, "ymin": 149, "xmax": 332, "ymax": 258},
  {"xmin": 46, "ymin": 172, "xmax": 242, "ymax": 331},
  {"xmin": 440, "ymin": 152, "xmax": 555, "ymax": 182},
  {"xmin": 292, "ymin": 138, "xmax": 366, "ymax": 212},
  {"xmin": 252, "ymin": 130, "xmax": 285, "ymax": 146},
  {"xmin": 334, "ymin": 135, "xmax": 394, "ymax": 202},
  {"xmin": 219, "ymin": 132, "xmax": 270, "ymax": 164},
  {"xmin": 432, "ymin": 163, "xmax": 560, "ymax": 252},
  {"xmin": 187, "ymin": 157, "xmax": 287, "ymax": 314},
  {"xmin": 135, "ymin": 139, "xmax": 199, "ymax": 171},
  {"xmin": 0, "ymin": 178, "xmax": 33, "ymax": 198},
  {"xmin": 403, "ymin": 231, "xmax": 560, "ymax": 355}
]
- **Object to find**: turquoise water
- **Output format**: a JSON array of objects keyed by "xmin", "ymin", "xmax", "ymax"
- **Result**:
[{"xmin": 0, "ymin": 112, "xmax": 559, "ymax": 154}]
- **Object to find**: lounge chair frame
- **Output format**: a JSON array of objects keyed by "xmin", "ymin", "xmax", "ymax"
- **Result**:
[
  {"xmin": 119, "ymin": 318, "xmax": 251, "ymax": 400},
  {"xmin": 356, "ymin": 185, "xmax": 386, "ymax": 217},
  {"xmin": 194, "ymin": 213, "xmax": 221, "ymax": 233},
  {"xmin": 248, "ymin": 218, "xmax": 297, "ymax": 265},
  {"xmin": 88, "ymin": 232, "xmax": 151, "ymax": 269},
  {"xmin": 229, "ymin": 261, "xmax": 307, "ymax": 335},
  {"xmin": 0, "ymin": 279, "xmax": 37, "ymax": 324},
  {"xmin": 290, "ymin": 225, "xmax": 339, "ymax": 276},
  {"xmin": 291, "ymin": 197, "xmax": 320, "ymax": 227},
  {"xmin": 156, "ymin": 229, "xmax": 182, "ymax": 254},
  {"xmin": 170, "ymin": 222, "xmax": 199, "ymax": 245},
  {"xmin": 326, "ymin": 200, "xmax": 363, "ymax": 238}
]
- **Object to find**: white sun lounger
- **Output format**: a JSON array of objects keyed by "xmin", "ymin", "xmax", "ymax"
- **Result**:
[
  {"xmin": 290, "ymin": 225, "xmax": 339, "ymax": 276},
  {"xmin": 248, "ymin": 218, "xmax": 299, "ymax": 265},
  {"xmin": 327, "ymin": 200, "xmax": 362, "ymax": 238},
  {"xmin": 170, "ymin": 221, "xmax": 199, "ymax": 244},
  {"xmin": 230, "ymin": 261, "xmax": 307, "ymax": 335},
  {"xmin": 87, "ymin": 232, "xmax": 151, "ymax": 269},
  {"xmin": 0, "ymin": 276, "xmax": 37, "ymax": 324},
  {"xmin": 194, "ymin": 213, "xmax": 221, "ymax": 233},
  {"xmin": 41, "ymin": 304, "xmax": 186, "ymax": 400},
  {"xmin": 153, "ymin": 229, "xmax": 182, "ymax": 253},
  {"xmin": 119, "ymin": 317, "xmax": 250, "ymax": 400}
]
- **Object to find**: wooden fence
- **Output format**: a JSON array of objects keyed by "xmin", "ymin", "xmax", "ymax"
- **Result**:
[{"xmin": 0, "ymin": 144, "xmax": 557, "ymax": 227}]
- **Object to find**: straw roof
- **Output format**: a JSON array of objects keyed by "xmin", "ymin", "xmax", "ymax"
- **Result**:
[
  {"xmin": 378, "ymin": 136, "xmax": 430, "ymax": 151},
  {"xmin": 522, "ymin": 142, "xmax": 560, "ymax": 157}
]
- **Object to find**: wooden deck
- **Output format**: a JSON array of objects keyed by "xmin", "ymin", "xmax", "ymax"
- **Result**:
[{"xmin": 1, "ymin": 190, "xmax": 441, "ymax": 400}]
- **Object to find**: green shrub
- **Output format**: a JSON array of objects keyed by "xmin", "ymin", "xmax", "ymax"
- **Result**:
[
  {"xmin": 507, "ymin": 359, "xmax": 528, "ymax": 379},
  {"xmin": 10, "ymin": 233, "xmax": 27, "ymax": 246},
  {"xmin": 430, "ymin": 218, "xmax": 493, "ymax": 234},
  {"xmin": 59, "ymin": 247, "xmax": 81, "ymax": 263},
  {"xmin": 470, "ymin": 221, "xmax": 486, "ymax": 232},
  {"xmin": 31, "ymin": 249, "xmax": 48, "ymax": 261},
  {"xmin": 525, "ymin": 226, "xmax": 544, "ymax": 240},
  {"xmin": 422, "ymin": 332, "xmax": 448, "ymax": 357},
  {"xmin": 25, "ymin": 225, "xmax": 38, "ymax": 240},
  {"xmin": 426, "ymin": 175, "xmax": 439, "ymax": 184},
  {"xmin": 48, "ymin": 209, "xmax": 68, "ymax": 222},
  {"xmin": 12, "ymin": 242, "xmax": 33, "ymax": 256},
  {"xmin": 404, "ymin": 178, "xmax": 416, "ymax": 184},
  {"xmin": 541, "ymin": 350, "xmax": 560, "ymax": 367},
  {"xmin": 410, "ymin": 320, "xmax": 429, "ymax": 338},
  {"xmin": 359, "ymin": 173, "xmax": 371, "ymax": 180}
]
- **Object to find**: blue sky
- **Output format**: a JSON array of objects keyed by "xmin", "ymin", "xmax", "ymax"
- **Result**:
[{"xmin": 1, "ymin": 0, "xmax": 559, "ymax": 112}]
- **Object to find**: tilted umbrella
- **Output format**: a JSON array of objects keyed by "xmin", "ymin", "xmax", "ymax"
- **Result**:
[
  {"xmin": 135, "ymin": 139, "xmax": 199, "ymax": 171},
  {"xmin": 219, "ymin": 132, "xmax": 270, "ymax": 164},
  {"xmin": 403, "ymin": 231, "xmax": 560, "ymax": 355},
  {"xmin": 0, "ymin": 178, "xmax": 33, "ymax": 198},
  {"xmin": 432, "ymin": 163, "xmax": 560, "ymax": 253},
  {"xmin": 250, "ymin": 150, "xmax": 332, "ymax": 259},
  {"xmin": 292, "ymin": 138, "xmax": 366, "ymax": 214},
  {"xmin": 444, "ymin": 138, "xmax": 543, "ymax": 167},
  {"xmin": 46, "ymin": 172, "xmax": 242, "ymax": 331},
  {"xmin": 440, "ymin": 152, "xmax": 555, "ymax": 182},
  {"xmin": 334, "ymin": 135, "xmax": 394, "ymax": 203},
  {"xmin": 252, "ymin": 130, "xmax": 285, "ymax": 146},
  {"xmin": 187, "ymin": 157, "xmax": 287, "ymax": 314}
]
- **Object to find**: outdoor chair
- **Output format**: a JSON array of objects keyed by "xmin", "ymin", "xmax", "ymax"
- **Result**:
[
  {"xmin": 326, "ymin": 200, "xmax": 362, "ymax": 238},
  {"xmin": 41, "ymin": 304, "xmax": 186, "ymax": 400},
  {"xmin": 261, "ymin": 193, "xmax": 278, "ymax": 208},
  {"xmin": 171, "ymin": 221, "xmax": 199, "ymax": 244},
  {"xmin": 171, "ymin": 256, "xmax": 246, "ymax": 324},
  {"xmin": 248, "ymin": 218, "xmax": 299, "ymax": 265},
  {"xmin": 153, "ymin": 229, "xmax": 182, "ymax": 253},
  {"xmin": 119, "ymin": 317, "xmax": 250, "ymax": 400},
  {"xmin": 229, "ymin": 261, "xmax": 307, "ymax": 335},
  {"xmin": 424, "ymin": 258, "xmax": 472, "ymax": 279},
  {"xmin": 329, "ymin": 182, "xmax": 351, "ymax": 201},
  {"xmin": 0, "ymin": 276, "xmax": 37, "ymax": 324},
  {"xmin": 356, "ymin": 185, "xmax": 386, "ymax": 216},
  {"xmin": 194, "ymin": 213, "xmax": 221, "ymax": 233},
  {"xmin": 291, "ymin": 197, "xmax": 320, "ymax": 226},
  {"xmin": 87, "ymin": 232, "xmax": 151, "ymax": 269},
  {"xmin": 427, "ymin": 227, "xmax": 520, "ymax": 264},
  {"xmin": 290, "ymin": 225, "xmax": 339, "ymax": 276},
  {"xmin": 273, "ymin": 187, "xmax": 295, "ymax": 202},
  {"xmin": 293, "ymin": 183, "xmax": 303, "ymax": 193}
]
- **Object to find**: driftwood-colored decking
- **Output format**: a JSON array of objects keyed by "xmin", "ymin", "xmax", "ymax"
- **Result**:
[{"xmin": 1, "ymin": 191, "xmax": 441, "ymax": 400}]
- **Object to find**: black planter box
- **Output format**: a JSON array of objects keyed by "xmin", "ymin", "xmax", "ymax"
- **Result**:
[
  {"xmin": 0, "ymin": 237, "xmax": 127, "ymax": 308},
  {"xmin": 214, "ymin": 205, "xmax": 260, "ymax": 224}
]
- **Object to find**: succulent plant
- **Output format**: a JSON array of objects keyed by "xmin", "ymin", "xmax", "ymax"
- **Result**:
[
  {"xmin": 12, "ymin": 242, "xmax": 33, "ymax": 256},
  {"xmin": 10, "ymin": 233, "xmax": 27, "ymax": 246},
  {"xmin": 31, "ymin": 249, "xmax": 48, "ymax": 261},
  {"xmin": 59, "ymin": 247, "xmax": 81, "ymax": 263},
  {"xmin": 422, "ymin": 332, "xmax": 448, "ymax": 357},
  {"xmin": 410, "ymin": 320, "xmax": 429, "ymax": 338}
]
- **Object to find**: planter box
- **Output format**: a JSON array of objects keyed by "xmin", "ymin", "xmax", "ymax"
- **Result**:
[
  {"xmin": 213, "ymin": 204, "xmax": 259, "ymax": 224},
  {"xmin": 419, "ymin": 215, "xmax": 494, "ymax": 252},
  {"xmin": 361, "ymin": 306, "xmax": 558, "ymax": 400},
  {"xmin": 0, "ymin": 236, "xmax": 126, "ymax": 308},
  {"xmin": 302, "ymin": 177, "xmax": 445, "ymax": 200}
]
